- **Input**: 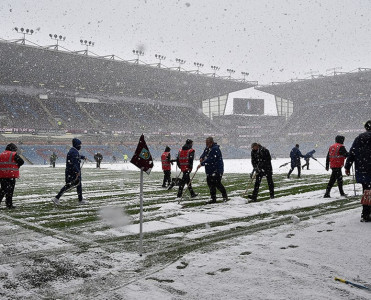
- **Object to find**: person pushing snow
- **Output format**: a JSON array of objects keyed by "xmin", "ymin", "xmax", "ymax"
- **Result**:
[{"xmin": 52, "ymin": 138, "xmax": 88, "ymax": 205}]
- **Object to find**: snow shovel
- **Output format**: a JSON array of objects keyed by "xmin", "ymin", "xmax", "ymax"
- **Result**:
[
  {"xmin": 279, "ymin": 161, "xmax": 291, "ymax": 168},
  {"xmin": 179, "ymin": 169, "xmax": 199, "ymax": 204},
  {"xmin": 58, "ymin": 159, "xmax": 86, "ymax": 196},
  {"xmin": 167, "ymin": 171, "xmax": 182, "ymax": 190},
  {"xmin": 243, "ymin": 172, "xmax": 256, "ymax": 197},
  {"xmin": 313, "ymin": 158, "xmax": 326, "ymax": 169}
]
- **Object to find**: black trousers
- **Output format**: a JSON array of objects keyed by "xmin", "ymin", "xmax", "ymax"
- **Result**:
[
  {"xmin": 56, "ymin": 175, "xmax": 83, "ymax": 201},
  {"xmin": 162, "ymin": 170, "xmax": 171, "ymax": 187},
  {"xmin": 96, "ymin": 161, "xmax": 101, "ymax": 168},
  {"xmin": 326, "ymin": 168, "xmax": 344, "ymax": 195},
  {"xmin": 288, "ymin": 162, "xmax": 301, "ymax": 178},
  {"xmin": 0, "ymin": 178, "xmax": 16, "ymax": 208},
  {"xmin": 252, "ymin": 172, "xmax": 274, "ymax": 199},
  {"xmin": 207, "ymin": 173, "xmax": 227, "ymax": 201},
  {"xmin": 362, "ymin": 183, "xmax": 371, "ymax": 219},
  {"xmin": 302, "ymin": 159, "xmax": 310, "ymax": 170},
  {"xmin": 177, "ymin": 171, "xmax": 196, "ymax": 198}
]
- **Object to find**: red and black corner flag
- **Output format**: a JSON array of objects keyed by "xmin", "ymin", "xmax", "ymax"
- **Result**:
[{"xmin": 130, "ymin": 134, "xmax": 154, "ymax": 175}]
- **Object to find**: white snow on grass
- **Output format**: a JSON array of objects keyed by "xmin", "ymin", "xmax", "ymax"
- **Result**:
[
  {"xmin": 122, "ymin": 208, "xmax": 371, "ymax": 300},
  {"xmin": 0, "ymin": 159, "xmax": 367, "ymax": 299}
]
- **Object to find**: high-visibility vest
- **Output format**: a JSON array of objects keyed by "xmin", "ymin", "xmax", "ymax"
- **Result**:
[
  {"xmin": 329, "ymin": 143, "xmax": 346, "ymax": 168},
  {"xmin": 178, "ymin": 148, "xmax": 194, "ymax": 172},
  {"xmin": 0, "ymin": 150, "xmax": 20, "ymax": 178},
  {"xmin": 161, "ymin": 152, "xmax": 171, "ymax": 171}
]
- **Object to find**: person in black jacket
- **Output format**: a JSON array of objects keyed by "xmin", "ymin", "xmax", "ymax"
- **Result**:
[
  {"xmin": 287, "ymin": 144, "xmax": 304, "ymax": 178},
  {"xmin": 52, "ymin": 138, "xmax": 87, "ymax": 205},
  {"xmin": 302, "ymin": 150, "xmax": 316, "ymax": 170},
  {"xmin": 248, "ymin": 143, "xmax": 274, "ymax": 202},
  {"xmin": 345, "ymin": 120, "xmax": 371, "ymax": 221},
  {"xmin": 50, "ymin": 152, "xmax": 58, "ymax": 168},
  {"xmin": 94, "ymin": 152, "xmax": 103, "ymax": 168},
  {"xmin": 0, "ymin": 143, "xmax": 24, "ymax": 209}
]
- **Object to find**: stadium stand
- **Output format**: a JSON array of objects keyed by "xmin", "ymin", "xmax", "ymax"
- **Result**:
[
  {"xmin": 256, "ymin": 69, "xmax": 371, "ymax": 156},
  {"xmin": 2, "ymin": 38, "xmax": 370, "ymax": 163},
  {"xmin": 0, "ymin": 39, "xmax": 255, "ymax": 163}
]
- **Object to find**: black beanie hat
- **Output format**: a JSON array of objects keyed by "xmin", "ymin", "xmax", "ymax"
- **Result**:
[
  {"xmin": 5, "ymin": 143, "xmax": 17, "ymax": 152},
  {"xmin": 335, "ymin": 135, "xmax": 345, "ymax": 144}
]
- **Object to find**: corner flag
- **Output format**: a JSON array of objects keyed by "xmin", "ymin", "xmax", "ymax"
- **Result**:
[
  {"xmin": 130, "ymin": 134, "xmax": 154, "ymax": 256},
  {"xmin": 130, "ymin": 134, "xmax": 153, "ymax": 175}
]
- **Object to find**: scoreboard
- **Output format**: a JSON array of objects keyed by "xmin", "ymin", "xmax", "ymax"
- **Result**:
[{"xmin": 233, "ymin": 98, "xmax": 264, "ymax": 115}]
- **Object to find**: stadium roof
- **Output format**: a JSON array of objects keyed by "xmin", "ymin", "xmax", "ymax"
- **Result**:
[
  {"xmin": 0, "ymin": 40, "xmax": 255, "ymax": 103},
  {"xmin": 255, "ymin": 68, "xmax": 371, "ymax": 103}
]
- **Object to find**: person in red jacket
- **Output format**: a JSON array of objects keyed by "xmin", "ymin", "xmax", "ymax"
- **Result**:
[
  {"xmin": 0, "ymin": 143, "xmax": 24, "ymax": 209},
  {"xmin": 176, "ymin": 139, "xmax": 197, "ymax": 199},
  {"xmin": 161, "ymin": 146, "xmax": 173, "ymax": 187},
  {"xmin": 324, "ymin": 135, "xmax": 348, "ymax": 198}
]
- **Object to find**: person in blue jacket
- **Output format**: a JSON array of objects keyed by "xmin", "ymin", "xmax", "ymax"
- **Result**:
[
  {"xmin": 302, "ymin": 149, "xmax": 316, "ymax": 170},
  {"xmin": 52, "ymin": 138, "xmax": 87, "ymax": 205},
  {"xmin": 287, "ymin": 144, "xmax": 304, "ymax": 178},
  {"xmin": 345, "ymin": 120, "xmax": 371, "ymax": 221},
  {"xmin": 197, "ymin": 136, "xmax": 228, "ymax": 204}
]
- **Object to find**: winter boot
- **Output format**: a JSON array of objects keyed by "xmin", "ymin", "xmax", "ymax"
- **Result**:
[
  {"xmin": 51, "ymin": 197, "xmax": 61, "ymax": 206},
  {"xmin": 248, "ymin": 195, "xmax": 257, "ymax": 202},
  {"xmin": 167, "ymin": 182, "xmax": 175, "ymax": 190},
  {"xmin": 206, "ymin": 199, "xmax": 217, "ymax": 204},
  {"xmin": 361, "ymin": 213, "xmax": 371, "ymax": 222},
  {"xmin": 324, "ymin": 187, "xmax": 331, "ymax": 198},
  {"xmin": 338, "ymin": 183, "xmax": 347, "ymax": 197}
]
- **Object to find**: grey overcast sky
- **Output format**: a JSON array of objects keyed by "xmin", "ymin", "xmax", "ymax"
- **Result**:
[{"xmin": 1, "ymin": 0, "xmax": 371, "ymax": 85}]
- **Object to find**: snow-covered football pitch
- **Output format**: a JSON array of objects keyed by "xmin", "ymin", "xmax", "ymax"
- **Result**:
[{"xmin": 1, "ymin": 159, "xmax": 370, "ymax": 300}]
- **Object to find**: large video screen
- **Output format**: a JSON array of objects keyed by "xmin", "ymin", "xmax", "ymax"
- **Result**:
[{"xmin": 233, "ymin": 98, "xmax": 264, "ymax": 115}]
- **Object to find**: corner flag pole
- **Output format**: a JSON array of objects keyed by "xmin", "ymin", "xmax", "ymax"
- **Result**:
[
  {"xmin": 139, "ymin": 168, "xmax": 144, "ymax": 256},
  {"xmin": 130, "ymin": 134, "xmax": 153, "ymax": 256}
]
